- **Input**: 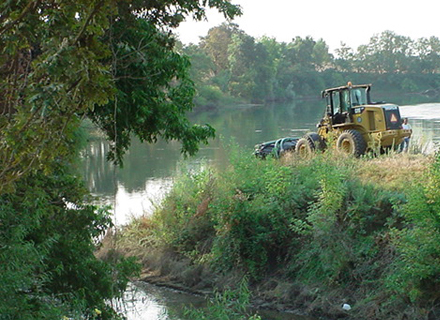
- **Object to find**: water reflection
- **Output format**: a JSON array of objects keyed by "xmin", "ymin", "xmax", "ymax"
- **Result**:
[
  {"xmin": 112, "ymin": 282, "xmax": 315, "ymax": 320},
  {"xmin": 81, "ymin": 100, "xmax": 324, "ymax": 225},
  {"xmin": 81, "ymin": 138, "xmax": 217, "ymax": 225},
  {"xmin": 111, "ymin": 282, "xmax": 205, "ymax": 320},
  {"xmin": 95, "ymin": 179, "xmax": 173, "ymax": 226},
  {"xmin": 192, "ymin": 100, "xmax": 322, "ymax": 149}
]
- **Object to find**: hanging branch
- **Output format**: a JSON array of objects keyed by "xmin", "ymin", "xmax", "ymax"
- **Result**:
[{"xmin": 0, "ymin": 0, "xmax": 42, "ymax": 36}]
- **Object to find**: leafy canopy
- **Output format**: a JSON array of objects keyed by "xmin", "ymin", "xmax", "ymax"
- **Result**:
[{"xmin": 0, "ymin": 0, "xmax": 241, "ymax": 189}]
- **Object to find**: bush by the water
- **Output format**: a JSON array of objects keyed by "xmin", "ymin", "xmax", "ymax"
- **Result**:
[
  {"xmin": 117, "ymin": 148, "xmax": 439, "ymax": 319},
  {"xmin": 183, "ymin": 277, "xmax": 261, "ymax": 320}
]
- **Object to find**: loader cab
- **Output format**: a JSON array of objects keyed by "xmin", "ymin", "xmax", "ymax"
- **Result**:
[{"xmin": 323, "ymin": 84, "xmax": 372, "ymax": 124}]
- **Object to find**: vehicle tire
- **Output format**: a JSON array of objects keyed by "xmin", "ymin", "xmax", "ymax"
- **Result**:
[
  {"xmin": 305, "ymin": 132, "xmax": 326, "ymax": 151},
  {"xmin": 336, "ymin": 129, "xmax": 366, "ymax": 157},
  {"xmin": 380, "ymin": 142, "xmax": 400, "ymax": 155},
  {"xmin": 296, "ymin": 137, "xmax": 315, "ymax": 159}
]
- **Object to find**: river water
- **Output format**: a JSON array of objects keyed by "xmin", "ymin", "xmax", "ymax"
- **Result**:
[
  {"xmin": 111, "ymin": 282, "xmax": 316, "ymax": 320},
  {"xmin": 81, "ymin": 94, "xmax": 440, "ymax": 320}
]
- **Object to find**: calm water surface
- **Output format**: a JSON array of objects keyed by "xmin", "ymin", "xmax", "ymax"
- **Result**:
[
  {"xmin": 81, "ymin": 96, "xmax": 440, "ymax": 320},
  {"xmin": 82, "ymin": 99, "xmax": 323, "ymax": 224},
  {"xmin": 111, "ymin": 282, "xmax": 316, "ymax": 320}
]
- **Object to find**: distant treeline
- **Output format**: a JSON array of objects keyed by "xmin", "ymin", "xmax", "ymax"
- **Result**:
[{"xmin": 180, "ymin": 24, "xmax": 440, "ymax": 105}]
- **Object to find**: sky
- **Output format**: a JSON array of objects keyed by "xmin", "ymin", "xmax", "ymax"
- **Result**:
[{"xmin": 177, "ymin": 0, "xmax": 440, "ymax": 52}]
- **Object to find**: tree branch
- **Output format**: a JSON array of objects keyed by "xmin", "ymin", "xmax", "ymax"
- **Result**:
[
  {"xmin": 0, "ymin": 0, "xmax": 41, "ymax": 36},
  {"xmin": 73, "ymin": 0, "xmax": 106, "ymax": 45}
]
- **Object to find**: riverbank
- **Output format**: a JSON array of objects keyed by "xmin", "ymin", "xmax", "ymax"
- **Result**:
[{"xmin": 100, "ymin": 150, "xmax": 439, "ymax": 320}]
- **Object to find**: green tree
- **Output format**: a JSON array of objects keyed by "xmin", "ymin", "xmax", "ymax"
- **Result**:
[
  {"xmin": 183, "ymin": 43, "xmax": 216, "ymax": 86},
  {"xmin": 258, "ymin": 36, "xmax": 285, "ymax": 99},
  {"xmin": 355, "ymin": 31, "xmax": 414, "ymax": 73},
  {"xmin": 413, "ymin": 36, "xmax": 440, "ymax": 73},
  {"xmin": 227, "ymin": 31, "xmax": 257, "ymax": 99},
  {"xmin": 335, "ymin": 42, "xmax": 355, "ymax": 72},
  {"xmin": 90, "ymin": 17, "xmax": 217, "ymax": 165},
  {"xmin": 252, "ymin": 41, "xmax": 276, "ymax": 101},
  {"xmin": 287, "ymin": 36, "xmax": 318, "ymax": 72},
  {"xmin": 275, "ymin": 36, "xmax": 331, "ymax": 96},
  {"xmin": 0, "ymin": 159, "xmax": 139, "ymax": 319},
  {"xmin": 0, "ymin": 0, "xmax": 240, "ymax": 318},
  {"xmin": 311, "ymin": 39, "xmax": 333, "ymax": 71},
  {"xmin": 0, "ymin": 0, "xmax": 241, "ymax": 189},
  {"xmin": 200, "ymin": 23, "xmax": 239, "ymax": 75}
]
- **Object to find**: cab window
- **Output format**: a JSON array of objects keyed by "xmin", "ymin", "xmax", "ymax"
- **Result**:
[
  {"xmin": 341, "ymin": 90, "xmax": 350, "ymax": 111},
  {"xmin": 332, "ymin": 91, "xmax": 341, "ymax": 114},
  {"xmin": 351, "ymin": 89, "xmax": 366, "ymax": 106}
]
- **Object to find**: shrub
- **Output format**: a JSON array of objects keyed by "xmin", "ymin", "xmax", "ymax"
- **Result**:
[
  {"xmin": 0, "ymin": 161, "xmax": 139, "ymax": 319},
  {"xmin": 289, "ymin": 154, "xmax": 401, "ymax": 287},
  {"xmin": 387, "ymin": 154, "xmax": 440, "ymax": 302},
  {"xmin": 183, "ymin": 277, "xmax": 261, "ymax": 320},
  {"xmin": 208, "ymin": 152, "xmax": 303, "ymax": 277},
  {"xmin": 150, "ymin": 165, "xmax": 216, "ymax": 256}
]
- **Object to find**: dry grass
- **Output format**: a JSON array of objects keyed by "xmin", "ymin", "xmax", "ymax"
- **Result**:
[
  {"xmin": 282, "ymin": 147, "xmax": 434, "ymax": 194},
  {"xmin": 283, "ymin": 149, "xmax": 434, "ymax": 192},
  {"xmin": 355, "ymin": 153, "xmax": 434, "ymax": 191}
]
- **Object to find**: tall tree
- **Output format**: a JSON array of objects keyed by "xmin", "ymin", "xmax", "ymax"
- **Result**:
[
  {"xmin": 0, "ymin": 0, "xmax": 241, "ymax": 189},
  {"xmin": 253, "ymin": 41, "xmax": 276, "ymax": 101},
  {"xmin": 288, "ymin": 36, "xmax": 317, "ymax": 71},
  {"xmin": 414, "ymin": 36, "xmax": 440, "ymax": 73},
  {"xmin": 335, "ymin": 42, "xmax": 355, "ymax": 72},
  {"xmin": 356, "ymin": 31, "xmax": 414, "ymax": 73},
  {"xmin": 200, "ymin": 23, "xmax": 239, "ymax": 74},
  {"xmin": 227, "ymin": 31, "xmax": 257, "ymax": 99},
  {"xmin": 183, "ymin": 43, "xmax": 216, "ymax": 85},
  {"xmin": 0, "ymin": 1, "xmax": 241, "ymax": 318},
  {"xmin": 312, "ymin": 39, "xmax": 333, "ymax": 71}
]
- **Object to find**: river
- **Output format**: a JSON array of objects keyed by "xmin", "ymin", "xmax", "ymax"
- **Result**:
[
  {"xmin": 110, "ymin": 282, "xmax": 316, "ymax": 320},
  {"xmin": 81, "ymin": 94, "xmax": 440, "ymax": 320}
]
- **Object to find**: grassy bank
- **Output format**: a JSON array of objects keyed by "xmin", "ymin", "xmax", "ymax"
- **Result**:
[{"xmin": 108, "ymin": 148, "xmax": 440, "ymax": 319}]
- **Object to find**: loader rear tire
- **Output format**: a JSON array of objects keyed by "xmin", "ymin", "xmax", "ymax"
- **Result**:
[
  {"xmin": 296, "ymin": 137, "xmax": 315, "ymax": 159},
  {"xmin": 305, "ymin": 132, "xmax": 326, "ymax": 151}
]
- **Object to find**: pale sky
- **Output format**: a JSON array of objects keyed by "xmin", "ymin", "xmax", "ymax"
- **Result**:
[{"xmin": 177, "ymin": 0, "xmax": 440, "ymax": 52}]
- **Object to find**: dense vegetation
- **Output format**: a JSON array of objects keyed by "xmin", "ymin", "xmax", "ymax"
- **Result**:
[
  {"xmin": 182, "ymin": 25, "xmax": 440, "ymax": 104},
  {"xmin": 2, "ymin": 0, "xmax": 439, "ymax": 319},
  {"xmin": 0, "ymin": 1, "xmax": 240, "ymax": 319},
  {"xmin": 116, "ymin": 148, "xmax": 440, "ymax": 319}
]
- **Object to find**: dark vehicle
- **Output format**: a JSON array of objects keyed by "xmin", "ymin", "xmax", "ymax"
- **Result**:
[{"xmin": 254, "ymin": 137, "xmax": 298, "ymax": 159}]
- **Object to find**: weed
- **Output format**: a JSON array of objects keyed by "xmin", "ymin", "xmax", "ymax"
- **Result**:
[{"xmin": 183, "ymin": 277, "xmax": 261, "ymax": 320}]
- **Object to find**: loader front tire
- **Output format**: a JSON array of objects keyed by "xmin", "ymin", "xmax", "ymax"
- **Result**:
[{"xmin": 336, "ymin": 129, "xmax": 366, "ymax": 157}]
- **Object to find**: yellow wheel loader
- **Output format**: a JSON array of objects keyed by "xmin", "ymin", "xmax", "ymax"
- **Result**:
[{"xmin": 296, "ymin": 83, "xmax": 411, "ymax": 157}]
